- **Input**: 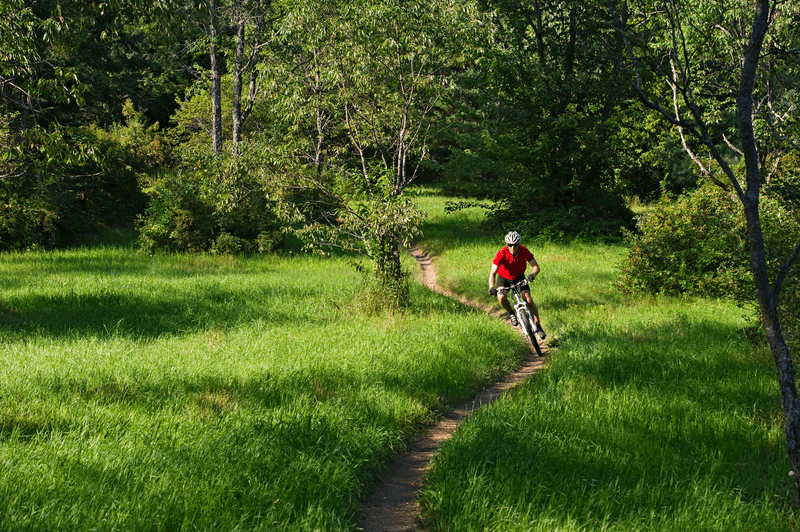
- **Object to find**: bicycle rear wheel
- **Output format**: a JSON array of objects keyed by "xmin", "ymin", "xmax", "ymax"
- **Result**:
[{"xmin": 518, "ymin": 312, "xmax": 543, "ymax": 357}]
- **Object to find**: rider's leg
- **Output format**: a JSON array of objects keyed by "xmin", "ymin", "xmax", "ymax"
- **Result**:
[
  {"xmin": 497, "ymin": 293, "xmax": 514, "ymax": 314},
  {"xmin": 523, "ymin": 292, "xmax": 541, "ymax": 326}
]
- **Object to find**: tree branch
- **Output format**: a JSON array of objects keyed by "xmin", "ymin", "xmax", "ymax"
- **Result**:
[
  {"xmin": 723, "ymin": 133, "xmax": 745, "ymax": 157},
  {"xmin": 773, "ymin": 236, "xmax": 800, "ymax": 302}
]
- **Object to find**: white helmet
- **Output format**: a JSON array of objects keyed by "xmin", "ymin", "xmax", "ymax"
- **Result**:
[{"xmin": 504, "ymin": 231, "xmax": 521, "ymax": 245}]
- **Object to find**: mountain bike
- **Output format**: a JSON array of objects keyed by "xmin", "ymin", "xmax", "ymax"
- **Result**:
[{"xmin": 499, "ymin": 278, "xmax": 544, "ymax": 357}]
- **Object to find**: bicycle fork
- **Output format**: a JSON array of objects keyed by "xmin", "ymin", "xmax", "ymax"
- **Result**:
[
  {"xmin": 512, "ymin": 294, "xmax": 535, "ymax": 338},
  {"xmin": 507, "ymin": 287, "xmax": 544, "ymax": 357}
]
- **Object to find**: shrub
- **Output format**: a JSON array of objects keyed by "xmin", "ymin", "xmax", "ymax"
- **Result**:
[
  {"xmin": 136, "ymin": 147, "xmax": 291, "ymax": 255},
  {"xmin": 0, "ymin": 132, "xmax": 148, "ymax": 251},
  {"xmin": 136, "ymin": 171, "xmax": 217, "ymax": 252},
  {"xmin": 618, "ymin": 176, "xmax": 800, "ymax": 351},
  {"xmin": 618, "ymin": 183, "xmax": 752, "ymax": 297},
  {"xmin": 0, "ymin": 178, "xmax": 63, "ymax": 250},
  {"xmin": 0, "ymin": 102, "xmax": 157, "ymax": 251}
]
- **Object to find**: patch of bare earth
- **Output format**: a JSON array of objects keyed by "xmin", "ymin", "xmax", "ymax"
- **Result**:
[{"xmin": 357, "ymin": 245, "xmax": 549, "ymax": 532}]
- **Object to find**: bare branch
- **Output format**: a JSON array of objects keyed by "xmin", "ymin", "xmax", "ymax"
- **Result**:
[
  {"xmin": 762, "ymin": 106, "xmax": 800, "ymax": 154},
  {"xmin": 609, "ymin": 1, "xmax": 738, "ymax": 193},
  {"xmin": 773, "ymin": 236, "xmax": 800, "ymax": 303},
  {"xmin": 667, "ymin": 58, "xmax": 727, "ymax": 188},
  {"xmin": 764, "ymin": 153, "xmax": 782, "ymax": 183},
  {"xmin": 723, "ymin": 133, "xmax": 745, "ymax": 157}
]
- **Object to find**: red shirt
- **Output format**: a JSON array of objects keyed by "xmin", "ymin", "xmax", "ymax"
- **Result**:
[{"xmin": 493, "ymin": 245, "xmax": 534, "ymax": 280}]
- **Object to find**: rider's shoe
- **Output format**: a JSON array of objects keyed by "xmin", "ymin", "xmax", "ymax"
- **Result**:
[
  {"xmin": 508, "ymin": 313, "xmax": 518, "ymax": 326},
  {"xmin": 535, "ymin": 325, "xmax": 546, "ymax": 340}
]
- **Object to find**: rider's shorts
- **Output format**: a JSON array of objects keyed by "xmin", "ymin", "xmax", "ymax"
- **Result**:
[{"xmin": 497, "ymin": 274, "xmax": 530, "ymax": 294}]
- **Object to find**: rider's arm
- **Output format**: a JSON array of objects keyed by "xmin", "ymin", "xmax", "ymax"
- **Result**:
[
  {"xmin": 528, "ymin": 257, "xmax": 541, "ymax": 278},
  {"xmin": 489, "ymin": 263, "xmax": 499, "ymax": 288}
]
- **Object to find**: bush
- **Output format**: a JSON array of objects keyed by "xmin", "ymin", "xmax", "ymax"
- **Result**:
[
  {"xmin": 0, "ymin": 178, "xmax": 63, "ymax": 250},
  {"xmin": 136, "ymin": 171, "xmax": 217, "ymax": 252},
  {"xmin": 618, "ymin": 176, "xmax": 800, "ymax": 351},
  {"xmin": 136, "ymin": 148, "xmax": 290, "ymax": 255},
  {"xmin": 0, "ymin": 110, "xmax": 151, "ymax": 251},
  {"xmin": 618, "ymin": 183, "xmax": 752, "ymax": 297}
]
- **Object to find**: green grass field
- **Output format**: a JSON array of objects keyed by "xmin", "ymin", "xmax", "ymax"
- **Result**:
[
  {"xmin": 410, "ymin": 188, "xmax": 797, "ymax": 531},
  {"xmin": 0, "ymin": 238, "xmax": 526, "ymax": 531},
  {"xmin": 0, "ymin": 186, "xmax": 796, "ymax": 531}
]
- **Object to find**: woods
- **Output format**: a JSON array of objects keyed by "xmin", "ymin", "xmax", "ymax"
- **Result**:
[{"xmin": 2, "ymin": 0, "xmax": 800, "ymax": 514}]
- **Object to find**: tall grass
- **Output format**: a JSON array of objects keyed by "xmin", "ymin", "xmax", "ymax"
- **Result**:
[
  {"xmin": 3, "ymin": 186, "xmax": 793, "ymax": 531},
  {"xmin": 0, "ymin": 243, "xmax": 526, "ymax": 531},
  {"xmin": 413, "ymin": 187, "xmax": 796, "ymax": 531}
]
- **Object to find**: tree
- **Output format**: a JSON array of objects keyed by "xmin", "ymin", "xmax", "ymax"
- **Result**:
[
  {"xmin": 262, "ymin": 0, "xmax": 476, "ymax": 303},
  {"xmin": 264, "ymin": 0, "xmax": 346, "ymax": 174},
  {"xmin": 0, "ymin": 0, "xmax": 84, "ymax": 130},
  {"xmin": 169, "ymin": 0, "xmax": 276, "ymax": 155},
  {"xmin": 335, "ymin": 0, "xmax": 473, "ymax": 195},
  {"xmin": 440, "ymin": 0, "xmax": 641, "ymax": 239},
  {"xmin": 607, "ymin": 0, "xmax": 800, "ymax": 499},
  {"xmin": 231, "ymin": 0, "xmax": 274, "ymax": 149},
  {"xmin": 325, "ymin": 0, "xmax": 475, "ymax": 295},
  {"xmin": 166, "ymin": 0, "xmax": 229, "ymax": 155}
]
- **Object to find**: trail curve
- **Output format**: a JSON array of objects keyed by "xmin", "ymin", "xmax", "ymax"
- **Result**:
[{"xmin": 357, "ymin": 244, "xmax": 549, "ymax": 532}]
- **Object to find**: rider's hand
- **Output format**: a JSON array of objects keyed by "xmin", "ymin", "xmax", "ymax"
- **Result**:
[
  {"xmin": 527, "ymin": 273, "xmax": 536, "ymax": 282},
  {"xmin": 489, "ymin": 287, "xmax": 497, "ymax": 296}
]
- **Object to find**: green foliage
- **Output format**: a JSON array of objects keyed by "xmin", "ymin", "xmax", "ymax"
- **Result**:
[
  {"xmin": 297, "ymin": 167, "xmax": 426, "ymax": 307},
  {"xmin": 437, "ymin": 0, "xmax": 645, "ymax": 240},
  {"xmin": 0, "ymin": 176, "xmax": 62, "ymax": 251},
  {"xmin": 136, "ymin": 170, "xmax": 216, "ymax": 253},
  {"xmin": 0, "ymin": 104, "xmax": 157, "ymax": 251},
  {"xmin": 136, "ymin": 145, "xmax": 294, "ymax": 255},
  {"xmin": 0, "ymin": 0, "xmax": 86, "ymax": 118},
  {"xmin": 169, "ymin": 81, "xmax": 231, "ymax": 158},
  {"xmin": 617, "ymin": 183, "xmax": 751, "ymax": 298},
  {"xmin": 618, "ymin": 175, "xmax": 800, "ymax": 351},
  {"xmin": 764, "ymin": 157, "xmax": 800, "ymax": 354},
  {"xmin": 253, "ymin": 0, "xmax": 468, "ymax": 302}
]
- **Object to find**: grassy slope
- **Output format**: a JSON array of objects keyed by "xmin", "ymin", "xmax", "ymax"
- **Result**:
[
  {"xmin": 411, "ymin": 187, "xmax": 796, "ymax": 531},
  {"xmin": 0, "ymin": 242, "xmax": 527, "ymax": 531}
]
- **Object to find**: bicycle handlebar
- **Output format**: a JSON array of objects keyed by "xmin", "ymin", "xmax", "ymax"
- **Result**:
[{"xmin": 497, "ymin": 277, "xmax": 529, "ymax": 295}]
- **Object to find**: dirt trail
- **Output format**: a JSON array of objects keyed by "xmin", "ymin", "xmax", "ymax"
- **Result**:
[{"xmin": 357, "ymin": 245, "xmax": 549, "ymax": 532}]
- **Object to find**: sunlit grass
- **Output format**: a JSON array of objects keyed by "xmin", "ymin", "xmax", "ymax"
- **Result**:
[
  {"xmin": 0, "ymin": 244, "xmax": 525, "ymax": 531},
  {"xmin": 2, "ymin": 185, "xmax": 794, "ymax": 531},
  {"xmin": 413, "ymin": 187, "xmax": 796, "ymax": 531}
]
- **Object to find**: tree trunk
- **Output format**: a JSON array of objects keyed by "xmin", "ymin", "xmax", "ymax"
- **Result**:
[
  {"xmin": 375, "ymin": 233, "xmax": 408, "ymax": 307},
  {"xmin": 737, "ymin": 0, "xmax": 800, "ymax": 500},
  {"xmin": 314, "ymin": 107, "xmax": 325, "ymax": 175},
  {"xmin": 530, "ymin": 0, "xmax": 545, "ymax": 67},
  {"xmin": 743, "ymin": 197, "xmax": 800, "ymax": 498},
  {"xmin": 209, "ymin": 0, "xmax": 223, "ymax": 155},
  {"xmin": 232, "ymin": 11, "xmax": 245, "ymax": 150}
]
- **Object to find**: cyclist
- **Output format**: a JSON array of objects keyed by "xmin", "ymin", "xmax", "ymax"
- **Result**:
[{"xmin": 488, "ymin": 231, "xmax": 546, "ymax": 340}]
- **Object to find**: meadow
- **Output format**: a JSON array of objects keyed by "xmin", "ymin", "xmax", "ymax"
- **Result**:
[
  {"xmin": 0, "ymin": 232, "xmax": 526, "ymax": 530},
  {"xmin": 0, "ymin": 186, "xmax": 795, "ymax": 531},
  {"xmin": 410, "ymin": 188, "xmax": 797, "ymax": 531}
]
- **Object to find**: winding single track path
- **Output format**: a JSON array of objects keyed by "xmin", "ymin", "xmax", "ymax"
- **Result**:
[{"xmin": 357, "ymin": 245, "xmax": 550, "ymax": 532}]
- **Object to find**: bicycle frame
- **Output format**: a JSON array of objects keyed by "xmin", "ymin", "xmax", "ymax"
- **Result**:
[{"xmin": 499, "ymin": 278, "xmax": 543, "ymax": 356}]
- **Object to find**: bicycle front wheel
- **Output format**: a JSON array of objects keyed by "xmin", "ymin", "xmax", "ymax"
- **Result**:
[{"xmin": 519, "ymin": 312, "xmax": 543, "ymax": 357}]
